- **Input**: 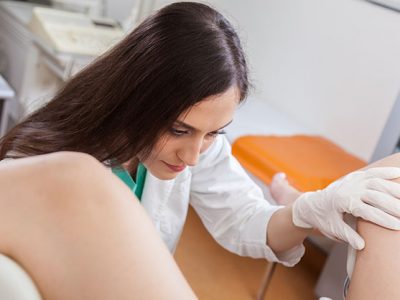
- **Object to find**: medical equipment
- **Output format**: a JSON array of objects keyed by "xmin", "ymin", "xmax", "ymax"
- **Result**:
[
  {"xmin": 29, "ymin": 7, "xmax": 124, "ymax": 56},
  {"xmin": 0, "ymin": 254, "xmax": 42, "ymax": 300},
  {"xmin": 51, "ymin": 0, "xmax": 103, "ymax": 17},
  {"xmin": 232, "ymin": 133, "xmax": 366, "ymax": 299}
]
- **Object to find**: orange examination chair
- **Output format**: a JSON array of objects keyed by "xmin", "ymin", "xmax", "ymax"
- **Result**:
[{"xmin": 231, "ymin": 134, "xmax": 366, "ymax": 299}]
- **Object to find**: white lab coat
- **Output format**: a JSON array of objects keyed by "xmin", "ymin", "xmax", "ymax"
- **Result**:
[{"xmin": 140, "ymin": 135, "xmax": 304, "ymax": 267}]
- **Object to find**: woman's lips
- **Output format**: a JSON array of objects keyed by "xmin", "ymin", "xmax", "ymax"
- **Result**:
[{"xmin": 163, "ymin": 161, "xmax": 186, "ymax": 172}]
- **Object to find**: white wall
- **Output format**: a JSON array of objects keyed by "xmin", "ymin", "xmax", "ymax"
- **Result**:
[
  {"xmin": 158, "ymin": 0, "xmax": 400, "ymax": 161},
  {"xmin": 232, "ymin": 0, "xmax": 400, "ymax": 161},
  {"xmin": 104, "ymin": 0, "xmax": 137, "ymax": 21},
  {"xmin": 243, "ymin": 0, "xmax": 400, "ymax": 161}
]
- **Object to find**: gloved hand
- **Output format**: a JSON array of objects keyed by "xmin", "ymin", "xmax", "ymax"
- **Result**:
[{"xmin": 292, "ymin": 167, "xmax": 400, "ymax": 250}]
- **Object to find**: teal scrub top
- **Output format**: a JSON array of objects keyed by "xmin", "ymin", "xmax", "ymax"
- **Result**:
[{"xmin": 112, "ymin": 163, "xmax": 147, "ymax": 200}]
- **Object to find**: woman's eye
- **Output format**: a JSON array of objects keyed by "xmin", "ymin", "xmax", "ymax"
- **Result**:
[
  {"xmin": 170, "ymin": 128, "xmax": 189, "ymax": 136},
  {"xmin": 207, "ymin": 130, "xmax": 226, "ymax": 138}
]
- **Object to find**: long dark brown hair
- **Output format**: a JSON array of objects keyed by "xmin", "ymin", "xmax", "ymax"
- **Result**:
[{"xmin": 0, "ymin": 2, "xmax": 249, "ymax": 166}]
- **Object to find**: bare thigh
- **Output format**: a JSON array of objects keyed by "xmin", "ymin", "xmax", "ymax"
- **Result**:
[{"xmin": 0, "ymin": 152, "xmax": 196, "ymax": 300}]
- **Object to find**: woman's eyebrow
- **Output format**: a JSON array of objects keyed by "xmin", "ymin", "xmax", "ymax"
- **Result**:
[{"xmin": 175, "ymin": 120, "xmax": 233, "ymax": 132}]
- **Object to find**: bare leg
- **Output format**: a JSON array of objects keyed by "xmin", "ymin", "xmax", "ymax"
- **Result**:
[
  {"xmin": 269, "ymin": 173, "xmax": 301, "ymax": 205},
  {"xmin": 0, "ymin": 152, "xmax": 196, "ymax": 300},
  {"xmin": 346, "ymin": 153, "xmax": 400, "ymax": 299}
]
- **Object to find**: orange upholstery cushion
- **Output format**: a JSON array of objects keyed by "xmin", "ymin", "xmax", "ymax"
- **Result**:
[{"xmin": 232, "ymin": 135, "xmax": 367, "ymax": 192}]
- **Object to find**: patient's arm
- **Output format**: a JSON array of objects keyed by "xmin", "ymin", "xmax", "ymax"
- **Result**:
[{"xmin": 347, "ymin": 153, "xmax": 400, "ymax": 300}]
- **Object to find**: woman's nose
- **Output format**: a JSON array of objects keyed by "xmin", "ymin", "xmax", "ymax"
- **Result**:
[{"xmin": 178, "ymin": 139, "xmax": 203, "ymax": 166}]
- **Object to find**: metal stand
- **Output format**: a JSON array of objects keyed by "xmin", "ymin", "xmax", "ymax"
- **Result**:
[{"xmin": 256, "ymin": 262, "xmax": 277, "ymax": 300}]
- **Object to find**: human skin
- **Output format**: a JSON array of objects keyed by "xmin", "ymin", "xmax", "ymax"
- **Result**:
[
  {"xmin": 141, "ymin": 86, "xmax": 239, "ymax": 180},
  {"xmin": 141, "ymin": 87, "xmax": 314, "ymax": 254},
  {"xmin": 346, "ymin": 153, "xmax": 400, "ymax": 300},
  {"xmin": 269, "ymin": 153, "xmax": 400, "ymax": 299},
  {"xmin": 0, "ymin": 86, "xmax": 328, "ymax": 298},
  {"xmin": 0, "ymin": 152, "xmax": 197, "ymax": 300}
]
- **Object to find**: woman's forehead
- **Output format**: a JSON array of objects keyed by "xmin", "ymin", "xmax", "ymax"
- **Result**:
[{"xmin": 177, "ymin": 87, "xmax": 239, "ymax": 132}]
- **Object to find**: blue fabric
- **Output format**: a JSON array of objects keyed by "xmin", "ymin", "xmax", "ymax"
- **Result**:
[{"xmin": 112, "ymin": 163, "xmax": 147, "ymax": 200}]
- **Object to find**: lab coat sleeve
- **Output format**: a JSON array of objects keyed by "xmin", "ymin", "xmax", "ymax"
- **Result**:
[{"xmin": 189, "ymin": 136, "xmax": 305, "ymax": 267}]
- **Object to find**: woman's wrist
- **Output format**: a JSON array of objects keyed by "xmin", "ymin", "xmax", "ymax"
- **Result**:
[{"xmin": 267, "ymin": 204, "xmax": 312, "ymax": 253}]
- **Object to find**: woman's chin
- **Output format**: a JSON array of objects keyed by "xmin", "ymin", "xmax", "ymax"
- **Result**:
[{"xmin": 148, "ymin": 169, "xmax": 180, "ymax": 181}]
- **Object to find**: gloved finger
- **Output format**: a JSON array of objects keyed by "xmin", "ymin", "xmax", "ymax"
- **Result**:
[
  {"xmin": 352, "ymin": 202, "xmax": 400, "ymax": 230},
  {"xmin": 362, "ymin": 190, "xmax": 400, "ymax": 218},
  {"xmin": 317, "ymin": 228, "xmax": 342, "ymax": 243},
  {"xmin": 364, "ymin": 167, "xmax": 400, "ymax": 180},
  {"xmin": 331, "ymin": 221, "xmax": 365, "ymax": 250},
  {"xmin": 367, "ymin": 178, "xmax": 400, "ymax": 198}
]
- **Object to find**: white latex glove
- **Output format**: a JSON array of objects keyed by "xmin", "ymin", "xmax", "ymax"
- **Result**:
[{"xmin": 292, "ymin": 167, "xmax": 400, "ymax": 250}]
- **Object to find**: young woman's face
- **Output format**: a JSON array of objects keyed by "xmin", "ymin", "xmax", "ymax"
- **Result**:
[{"xmin": 142, "ymin": 86, "xmax": 240, "ymax": 180}]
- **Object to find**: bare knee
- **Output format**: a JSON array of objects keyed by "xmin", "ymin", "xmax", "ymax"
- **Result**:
[
  {"xmin": 0, "ymin": 151, "xmax": 110, "ymax": 208},
  {"xmin": 0, "ymin": 152, "xmax": 137, "ymax": 254},
  {"xmin": 0, "ymin": 151, "xmax": 104, "ymax": 180},
  {"xmin": 368, "ymin": 152, "xmax": 400, "ymax": 168},
  {"xmin": 31, "ymin": 151, "xmax": 107, "ymax": 181},
  {"xmin": 0, "ymin": 151, "xmax": 115, "ymax": 197},
  {"xmin": 43, "ymin": 151, "xmax": 135, "ymax": 205},
  {"xmin": 347, "ymin": 154, "xmax": 400, "ymax": 298},
  {"xmin": 347, "ymin": 219, "xmax": 400, "ymax": 299}
]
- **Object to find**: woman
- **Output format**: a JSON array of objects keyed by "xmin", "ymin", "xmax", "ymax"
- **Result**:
[{"xmin": 1, "ymin": 2, "xmax": 400, "ymax": 298}]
